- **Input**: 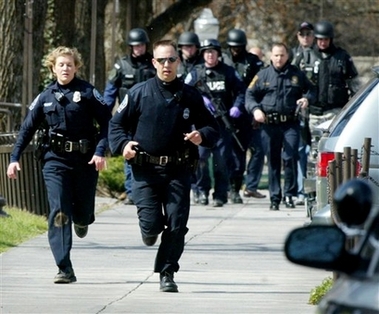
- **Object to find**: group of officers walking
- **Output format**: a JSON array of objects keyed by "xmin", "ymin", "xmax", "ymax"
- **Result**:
[
  {"xmin": 108, "ymin": 21, "xmax": 358, "ymax": 211},
  {"xmin": 7, "ymin": 20, "xmax": 358, "ymax": 292}
]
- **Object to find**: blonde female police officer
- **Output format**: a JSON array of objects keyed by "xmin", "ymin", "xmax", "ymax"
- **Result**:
[{"xmin": 7, "ymin": 47, "xmax": 111, "ymax": 284}]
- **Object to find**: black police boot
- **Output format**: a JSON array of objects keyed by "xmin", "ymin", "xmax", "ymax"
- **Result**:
[
  {"xmin": 285, "ymin": 196, "xmax": 295, "ymax": 208},
  {"xmin": 142, "ymin": 235, "xmax": 158, "ymax": 246},
  {"xmin": 230, "ymin": 177, "xmax": 243, "ymax": 204},
  {"xmin": 199, "ymin": 192, "xmax": 209, "ymax": 205},
  {"xmin": 74, "ymin": 224, "xmax": 88, "ymax": 238},
  {"xmin": 54, "ymin": 267, "xmax": 77, "ymax": 284},
  {"xmin": 193, "ymin": 190, "xmax": 200, "ymax": 204},
  {"xmin": 159, "ymin": 271, "xmax": 178, "ymax": 292},
  {"xmin": 270, "ymin": 202, "xmax": 280, "ymax": 211}
]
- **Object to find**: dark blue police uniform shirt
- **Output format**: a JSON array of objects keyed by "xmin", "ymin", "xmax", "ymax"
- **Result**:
[
  {"xmin": 11, "ymin": 77, "xmax": 111, "ymax": 162},
  {"xmin": 108, "ymin": 76, "xmax": 219, "ymax": 157}
]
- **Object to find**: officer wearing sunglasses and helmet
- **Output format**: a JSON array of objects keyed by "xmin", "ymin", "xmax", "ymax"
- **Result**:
[{"xmin": 108, "ymin": 40, "xmax": 219, "ymax": 293}]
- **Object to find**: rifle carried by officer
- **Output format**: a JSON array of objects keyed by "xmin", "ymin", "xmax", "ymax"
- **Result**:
[{"xmin": 195, "ymin": 79, "xmax": 245, "ymax": 152}]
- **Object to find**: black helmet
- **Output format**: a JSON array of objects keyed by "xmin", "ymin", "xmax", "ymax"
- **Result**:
[
  {"xmin": 200, "ymin": 39, "xmax": 222, "ymax": 54},
  {"xmin": 127, "ymin": 28, "xmax": 150, "ymax": 45},
  {"xmin": 226, "ymin": 29, "xmax": 247, "ymax": 46},
  {"xmin": 333, "ymin": 179, "xmax": 373, "ymax": 227},
  {"xmin": 314, "ymin": 21, "xmax": 334, "ymax": 39},
  {"xmin": 178, "ymin": 32, "xmax": 200, "ymax": 47}
]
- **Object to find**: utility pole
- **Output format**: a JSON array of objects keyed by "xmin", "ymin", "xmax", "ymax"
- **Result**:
[
  {"xmin": 90, "ymin": 0, "xmax": 97, "ymax": 85},
  {"xmin": 22, "ymin": 0, "xmax": 33, "ymax": 120}
]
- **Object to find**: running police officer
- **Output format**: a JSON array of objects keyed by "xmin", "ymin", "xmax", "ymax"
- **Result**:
[
  {"xmin": 246, "ymin": 43, "xmax": 316, "ymax": 210},
  {"xmin": 108, "ymin": 40, "xmax": 219, "ymax": 293},
  {"xmin": 185, "ymin": 39, "xmax": 246, "ymax": 207},
  {"xmin": 310, "ymin": 20, "xmax": 359, "ymax": 128},
  {"xmin": 177, "ymin": 31, "xmax": 203, "ymax": 79},
  {"xmin": 7, "ymin": 46, "xmax": 111, "ymax": 283},
  {"xmin": 224, "ymin": 29, "xmax": 265, "ymax": 202},
  {"xmin": 104, "ymin": 28, "xmax": 156, "ymax": 205}
]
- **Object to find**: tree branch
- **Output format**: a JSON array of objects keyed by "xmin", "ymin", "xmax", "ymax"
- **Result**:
[{"xmin": 146, "ymin": 0, "xmax": 212, "ymax": 42}]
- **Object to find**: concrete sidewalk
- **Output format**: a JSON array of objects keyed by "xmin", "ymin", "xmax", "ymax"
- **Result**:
[{"xmin": 1, "ymin": 194, "xmax": 328, "ymax": 314}]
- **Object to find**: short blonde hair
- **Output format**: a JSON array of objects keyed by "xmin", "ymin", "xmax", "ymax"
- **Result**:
[{"xmin": 44, "ymin": 46, "xmax": 83, "ymax": 76}]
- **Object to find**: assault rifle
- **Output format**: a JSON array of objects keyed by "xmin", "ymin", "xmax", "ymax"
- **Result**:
[{"xmin": 195, "ymin": 79, "xmax": 245, "ymax": 152}]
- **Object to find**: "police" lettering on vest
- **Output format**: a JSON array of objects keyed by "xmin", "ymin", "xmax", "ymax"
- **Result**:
[{"xmin": 206, "ymin": 81, "xmax": 225, "ymax": 91}]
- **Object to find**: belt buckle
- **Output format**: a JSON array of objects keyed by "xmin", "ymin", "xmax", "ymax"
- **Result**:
[
  {"xmin": 159, "ymin": 156, "xmax": 168, "ymax": 165},
  {"xmin": 280, "ymin": 115, "xmax": 287, "ymax": 122},
  {"xmin": 65, "ymin": 141, "xmax": 73, "ymax": 152}
]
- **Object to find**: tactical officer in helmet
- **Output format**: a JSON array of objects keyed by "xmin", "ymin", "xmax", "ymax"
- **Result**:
[
  {"xmin": 104, "ymin": 28, "xmax": 156, "ymax": 205},
  {"xmin": 310, "ymin": 20, "xmax": 359, "ymax": 128},
  {"xmin": 185, "ymin": 39, "xmax": 246, "ymax": 207},
  {"xmin": 291, "ymin": 21, "xmax": 319, "ymax": 206},
  {"xmin": 177, "ymin": 31, "xmax": 203, "ymax": 79},
  {"xmin": 224, "ymin": 29, "xmax": 266, "ymax": 203}
]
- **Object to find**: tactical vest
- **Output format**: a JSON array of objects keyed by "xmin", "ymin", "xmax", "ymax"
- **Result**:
[
  {"xmin": 118, "ymin": 56, "xmax": 155, "ymax": 101},
  {"xmin": 315, "ymin": 48, "xmax": 351, "ymax": 113},
  {"xmin": 292, "ymin": 47, "xmax": 320, "ymax": 86},
  {"xmin": 194, "ymin": 66, "xmax": 230, "ymax": 107}
]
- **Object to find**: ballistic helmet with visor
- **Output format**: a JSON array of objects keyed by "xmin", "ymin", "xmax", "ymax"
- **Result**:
[
  {"xmin": 127, "ymin": 28, "xmax": 150, "ymax": 45},
  {"xmin": 200, "ymin": 39, "xmax": 222, "ymax": 54},
  {"xmin": 178, "ymin": 32, "xmax": 200, "ymax": 47},
  {"xmin": 226, "ymin": 29, "xmax": 247, "ymax": 46},
  {"xmin": 314, "ymin": 21, "xmax": 334, "ymax": 39}
]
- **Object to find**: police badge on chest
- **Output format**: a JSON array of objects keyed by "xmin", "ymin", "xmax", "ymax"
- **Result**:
[{"xmin": 183, "ymin": 108, "xmax": 190, "ymax": 119}]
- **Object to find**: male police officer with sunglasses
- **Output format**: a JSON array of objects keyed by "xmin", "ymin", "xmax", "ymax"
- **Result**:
[{"xmin": 108, "ymin": 40, "xmax": 219, "ymax": 293}]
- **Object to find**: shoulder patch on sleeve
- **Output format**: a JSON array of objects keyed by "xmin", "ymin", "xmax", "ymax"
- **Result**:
[
  {"xmin": 93, "ymin": 89, "xmax": 106, "ymax": 105},
  {"xmin": 28, "ymin": 94, "xmax": 41, "ymax": 110},
  {"xmin": 248, "ymin": 75, "xmax": 259, "ymax": 89},
  {"xmin": 117, "ymin": 95, "xmax": 128, "ymax": 113}
]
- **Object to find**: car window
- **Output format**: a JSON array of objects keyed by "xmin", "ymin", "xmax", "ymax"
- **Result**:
[{"xmin": 329, "ymin": 79, "xmax": 379, "ymax": 137}]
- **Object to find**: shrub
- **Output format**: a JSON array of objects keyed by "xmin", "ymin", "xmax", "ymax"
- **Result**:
[
  {"xmin": 97, "ymin": 156, "xmax": 125, "ymax": 198},
  {"xmin": 309, "ymin": 276, "xmax": 333, "ymax": 305}
]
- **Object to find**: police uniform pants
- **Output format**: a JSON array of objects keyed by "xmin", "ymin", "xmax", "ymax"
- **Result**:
[
  {"xmin": 245, "ymin": 127, "xmax": 265, "ymax": 192},
  {"xmin": 262, "ymin": 122, "xmax": 300, "ymax": 203},
  {"xmin": 229, "ymin": 121, "xmax": 250, "ymax": 182},
  {"xmin": 196, "ymin": 129, "xmax": 232, "ymax": 202},
  {"xmin": 131, "ymin": 163, "xmax": 192, "ymax": 274},
  {"xmin": 42, "ymin": 157, "xmax": 98, "ymax": 271}
]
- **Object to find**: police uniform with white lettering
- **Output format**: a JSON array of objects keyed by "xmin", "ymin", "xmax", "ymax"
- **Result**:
[
  {"xmin": 185, "ymin": 39, "xmax": 246, "ymax": 207},
  {"xmin": 10, "ymin": 75, "xmax": 111, "ymax": 281},
  {"xmin": 246, "ymin": 43, "xmax": 316, "ymax": 210}
]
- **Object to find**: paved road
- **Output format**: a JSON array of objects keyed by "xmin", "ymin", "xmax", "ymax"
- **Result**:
[{"xmin": 1, "ymin": 193, "xmax": 329, "ymax": 314}]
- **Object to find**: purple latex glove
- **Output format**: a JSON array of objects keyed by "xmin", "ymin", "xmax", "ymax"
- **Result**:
[
  {"xmin": 229, "ymin": 106, "xmax": 242, "ymax": 118},
  {"xmin": 202, "ymin": 96, "xmax": 216, "ymax": 114}
]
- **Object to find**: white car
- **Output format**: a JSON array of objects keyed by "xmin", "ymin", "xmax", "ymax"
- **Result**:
[{"xmin": 310, "ymin": 66, "xmax": 379, "ymax": 223}]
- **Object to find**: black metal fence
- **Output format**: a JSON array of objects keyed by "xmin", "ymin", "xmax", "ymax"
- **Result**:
[{"xmin": 0, "ymin": 103, "xmax": 49, "ymax": 216}]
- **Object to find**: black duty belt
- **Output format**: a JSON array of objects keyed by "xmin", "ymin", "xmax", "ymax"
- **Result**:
[
  {"xmin": 265, "ymin": 112, "xmax": 297, "ymax": 124},
  {"xmin": 50, "ymin": 132, "xmax": 92, "ymax": 154},
  {"xmin": 131, "ymin": 151, "xmax": 187, "ymax": 166}
]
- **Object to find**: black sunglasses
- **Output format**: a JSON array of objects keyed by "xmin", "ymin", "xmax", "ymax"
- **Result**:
[
  {"xmin": 155, "ymin": 56, "xmax": 178, "ymax": 64},
  {"xmin": 299, "ymin": 32, "xmax": 313, "ymax": 37}
]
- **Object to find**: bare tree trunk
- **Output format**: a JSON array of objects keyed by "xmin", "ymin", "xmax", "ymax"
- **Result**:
[
  {"xmin": 74, "ymin": 0, "xmax": 107, "ymax": 91},
  {"xmin": 0, "ymin": 0, "xmax": 25, "ymax": 103}
]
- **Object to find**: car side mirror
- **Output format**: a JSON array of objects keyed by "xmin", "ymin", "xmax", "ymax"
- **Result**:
[{"xmin": 284, "ymin": 225, "xmax": 359, "ymax": 273}]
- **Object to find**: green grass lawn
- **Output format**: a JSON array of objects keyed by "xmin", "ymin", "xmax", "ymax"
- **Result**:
[{"xmin": 0, "ymin": 208, "xmax": 48, "ymax": 253}]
